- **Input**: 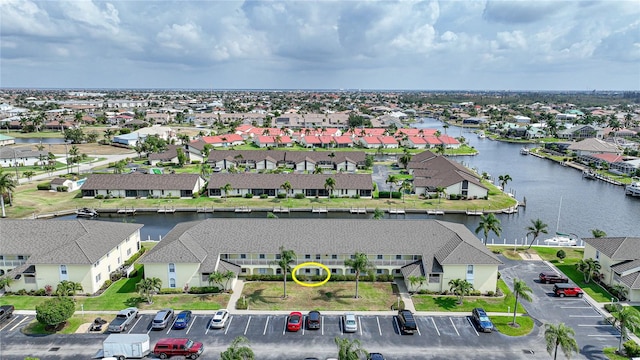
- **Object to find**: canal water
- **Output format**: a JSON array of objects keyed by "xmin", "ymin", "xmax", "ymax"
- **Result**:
[{"xmin": 55, "ymin": 118, "xmax": 640, "ymax": 244}]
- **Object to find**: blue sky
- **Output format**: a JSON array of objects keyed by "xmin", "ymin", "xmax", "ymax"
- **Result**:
[{"xmin": 1, "ymin": 0, "xmax": 639, "ymax": 90}]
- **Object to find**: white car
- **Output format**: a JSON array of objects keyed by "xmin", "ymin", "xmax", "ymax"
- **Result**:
[
  {"xmin": 210, "ymin": 309, "xmax": 229, "ymax": 329},
  {"xmin": 343, "ymin": 313, "xmax": 357, "ymax": 333}
]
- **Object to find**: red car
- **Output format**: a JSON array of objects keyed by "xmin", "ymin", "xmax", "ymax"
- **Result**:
[{"xmin": 287, "ymin": 311, "xmax": 303, "ymax": 332}]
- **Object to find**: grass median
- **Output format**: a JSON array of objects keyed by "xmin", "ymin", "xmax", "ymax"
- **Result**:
[
  {"xmin": 412, "ymin": 280, "xmax": 526, "ymax": 313},
  {"xmin": 240, "ymin": 281, "xmax": 398, "ymax": 311}
]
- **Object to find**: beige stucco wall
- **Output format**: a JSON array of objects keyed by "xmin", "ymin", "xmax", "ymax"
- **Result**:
[
  {"xmin": 441, "ymin": 264, "xmax": 498, "ymax": 294},
  {"xmin": 583, "ymin": 243, "xmax": 616, "ymax": 284},
  {"xmin": 144, "ymin": 262, "xmax": 201, "ymax": 289}
]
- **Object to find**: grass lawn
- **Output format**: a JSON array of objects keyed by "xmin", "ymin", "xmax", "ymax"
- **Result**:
[
  {"xmin": 554, "ymin": 263, "xmax": 612, "ymax": 303},
  {"xmin": 603, "ymin": 347, "xmax": 629, "ymax": 360},
  {"xmin": 412, "ymin": 280, "xmax": 526, "ymax": 313},
  {"xmin": 240, "ymin": 281, "xmax": 397, "ymax": 311},
  {"xmin": 22, "ymin": 313, "xmax": 115, "ymax": 335},
  {"xmin": 492, "ymin": 315, "xmax": 534, "ymax": 336}
]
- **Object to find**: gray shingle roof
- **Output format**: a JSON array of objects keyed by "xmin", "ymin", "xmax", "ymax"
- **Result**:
[
  {"xmin": 142, "ymin": 219, "xmax": 501, "ymax": 273},
  {"xmin": 148, "ymin": 145, "xmax": 179, "ymax": 161},
  {"xmin": 207, "ymin": 150, "xmax": 366, "ymax": 165},
  {"xmin": 583, "ymin": 237, "xmax": 640, "ymax": 261},
  {"xmin": 0, "ymin": 220, "xmax": 143, "ymax": 265},
  {"xmin": 207, "ymin": 173, "xmax": 373, "ymax": 190},
  {"xmin": 82, "ymin": 173, "xmax": 203, "ymax": 191}
]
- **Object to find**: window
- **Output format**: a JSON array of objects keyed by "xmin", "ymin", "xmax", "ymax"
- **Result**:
[
  {"xmin": 595, "ymin": 251, "xmax": 600, "ymax": 261},
  {"xmin": 169, "ymin": 263, "xmax": 175, "ymax": 273},
  {"xmin": 305, "ymin": 269, "xmax": 311, "ymax": 274},
  {"xmin": 169, "ymin": 278, "xmax": 176, "ymax": 288},
  {"xmin": 127, "ymin": 248, "xmax": 131, "ymax": 255},
  {"xmin": 18, "ymin": 255, "xmax": 24, "ymax": 260},
  {"xmin": 95, "ymin": 273, "xmax": 101, "ymax": 282},
  {"xmin": 377, "ymin": 255, "xmax": 383, "ymax": 260},
  {"xmin": 240, "ymin": 254, "xmax": 247, "ymax": 259},
  {"xmin": 350, "ymin": 269, "xmax": 356, "ymax": 274},
  {"xmin": 107, "ymin": 265, "xmax": 111, "ymax": 273},
  {"xmin": 466, "ymin": 265, "xmax": 474, "ymax": 282},
  {"xmin": 241, "ymin": 268, "xmax": 248, "ymax": 273},
  {"xmin": 117, "ymin": 257, "xmax": 121, "ymax": 264},
  {"xmin": 276, "ymin": 268, "xmax": 282, "ymax": 275},
  {"xmin": 429, "ymin": 274, "xmax": 440, "ymax": 283},
  {"xmin": 275, "ymin": 254, "xmax": 281, "ymax": 260},
  {"xmin": 396, "ymin": 255, "xmax": 402, "ymax": 260},
  {"xmin": 350, "ymin": 255, "xmax": 356, "ymax": 259},
  {"xmin": 257, "ymin": 268, "xmax": 267, "ymax": 274},
  {"xmin": 376, "ymin": 269, "xmax": 383, "ymax": 274},
  {"xmin": 331, "ymin": 255, "xmax": 337, "ymax": 259},
  {"xmin": 331, "ymin": 269, "xmax": 337, "ymax": 274},
  {"xmin": 60, "ymin": 265, "xmax": 67, "ymax": 275},
  {"xmin": 259, "ymin": 254, "xmax": 265, "ymax": 259},
  {"xmin": 316, "ymin": 254, "xmax": 321, "ymax": 260},
  {"xmin": 305, "ymin": 254, "xmax": 311, "ymax": 259}
]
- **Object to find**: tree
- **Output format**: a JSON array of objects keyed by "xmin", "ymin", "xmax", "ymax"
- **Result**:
[
  {"xmin": 280, "ymin": 181, "xmax": 292, "ymax": 199},
  {"xmin": 556, "ymin": 250, "xmax": 566, "ymax": 262},
  {"xmin": 220, "ymin": 336, "xmax": 254, "ymax": 360},
  {"xmin": 498, "ymin": 174, "xmax": 512, "ymax": 190},
  {"xmin": 511, "ymin": 278, "xmax": 533, "ymax": 326},
  {"xmin": 274, "ymin": 246, "xmax": 296, "ymax": 298},
  {"xmin": 135, "ymin": 277, "xmax": 162, "ymax": 304},
  {"xmin": 474, "ymin": 213, "xmax": 502, "ymax": 245},
  {"xmin": 407, "ymin": 275, "xmax": 426, "ymax": 293},
  {"xmin": 324, "ymin": 177, "xmax": 336, "ymax": 197},
  {"xmin": 0, "ymin": 169, "xmax": 16, "ymax": 218},
  {"xmin": 23, "ymin": 170, "xmax": 35, "ymax": 181},
  {"xmin": 208, "ymin": 271, "xmax": 225, "ymax": 290},
  {"xmin": 176, "ymin": 148, "xmax": 187, "ymax": 167},
  {"xmin": 435, "ymin": 186, "xmax": 446, "ymax": 203},
  {"xmin": 113, "ymin": 160, "xmax": 127, "ymax": 174},
  {"xmin": 400, "ymin": 180, "xmax": 412, "ymax": 203},
  {"xmin": 200, "ymin": 163, "xmax": 212, "ymax": 177},
  {"xmin": 610, "ymin": 304, "xmax": 640, "ymax": 355},
  {"xmin": 526, "ymin": 218, "xmax": 549, "ymax": 249},
  {"xmin": 372, "ymin": 207, "xmax": 384, "ymax": 220},
  {"xmin": 223, "ymin": 270, "xmax": 235, "ymax": 291},
  {"xmin": 0, "ymin": 276, "xmax": 14, "ymax": 292},
  {"xmin": 611, "ymin": 283, "xmax": 629, "ymax": 301},
  {"xmin": 334, "ymin": 337, "xmax": 368, "ymax": 360},
  {"xmin": 221, "ymin": 183, "xmax": 233, "ymax": 201},
  {"xmin": 591, "ymin": 229, "xmax": 607, "ymax": 238},
  {"xmin": 545, "ymin": 323, "xmax": 579, "ymax": 360},
  {"xmin": 398, "ymin": 153, "xmax": 412, "ymax": 169},
  {"xmin": 385, "ymin": 175, "xmax": 398, "ymax": 199},
  {"xmin": 585, "ymin": 258, "xmax": 601, "ymax": 283},
  {"xmin": 35, "ymin": 297, "xmax": 75, "ymax": 329},
  {"xmin": 63, "ymin": 127, "xmax": 85, "ymax": 144},
  {"xmin": 344, "ymin": 252, "xmax": 375, "ymax": 299},
  {"xmin": 55, "ymin": 280, "xmax": 83, "ymax": 297},
  {"xmin": 448, "ymin": 278, "xmax": 473, "ymax": 305}
]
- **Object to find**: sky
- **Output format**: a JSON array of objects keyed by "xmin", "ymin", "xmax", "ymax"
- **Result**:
[{"xmin": 1, "ymin": 0, "xmax": 639, "ymax": 91}]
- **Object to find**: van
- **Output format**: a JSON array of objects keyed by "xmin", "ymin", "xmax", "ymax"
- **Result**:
[
  {"xmin": 397, "ymin": 310, "xmax": 417, "ymax": 334},
  {"xmin": 153, "ymin": 338, "xmax": 203, "ymax": 359},
  {"xmin": 152, "ymin": 309, "xmax": 174, "ymax": 330}
]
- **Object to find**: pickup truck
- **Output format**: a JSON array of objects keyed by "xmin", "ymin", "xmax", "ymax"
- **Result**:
[
  {"xmin": 108, "ymin": 307, "xmax": 139, "ymax": 333},
  {"xmin": 0, "ymin": 305, "xmax": 14, "ymax": 323}
]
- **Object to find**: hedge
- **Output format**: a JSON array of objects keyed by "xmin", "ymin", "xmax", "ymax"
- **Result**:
[
  {"xmin": 244, "ymin": 274, "xmax": 395, "ymax": 282},
  {"xmin": 377, "ymin": 191, "xmax": 401, "ymax": 199},
  {"xmin": 37, "ymin": 183, "xmax": 51, "ymax": 190}
]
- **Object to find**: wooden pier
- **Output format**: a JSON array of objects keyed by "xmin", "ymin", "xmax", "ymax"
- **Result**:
[
  {"xmin": 465, "ymin": 209, "xmax": 484, "ymax": 216},
  {"xmin": 427, "ymin": 210, "xmax": 445, "ymax": 215},
  {"xmin": 234, "ymin": 207, "xmax": 252, "ymax": 213},
  {"xmin": 349, "ymin": 208, "xmax": 367, "ymax": 214},
  {"xmin": 388, "ymin": 209, "xmax": 406, "ymax": 215},
  {"xmin": 157, "ymin": 207, "xmax": 176, "ymax": 213},
  {"xmin": 311, "ymin": 207, "xmax": 328, "ymax": 213},
  {"xmin": 117, "ymin": 208, "xmax": 136, "ymax": 215},
  {"xmin": 272, "ymin": 207, "xmax": 290, "ymax": 213}
]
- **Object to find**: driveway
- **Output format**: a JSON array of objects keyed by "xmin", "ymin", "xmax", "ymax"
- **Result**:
[{"xmin": 499, "ymin": 257, "xmax": 619, "ymax": 359}]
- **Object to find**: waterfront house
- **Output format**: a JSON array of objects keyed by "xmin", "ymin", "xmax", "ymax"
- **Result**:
[
  {"xmin": 582, "ymin": 237, "xmax": 640, "ymax": 302},
  {"xmin": 0, "ymin": 220, "xmax": 142, "ymax": 294},
  {"xmin": 140, "ymin": 219, "xmax": 502, "ymax": 294},
  {"xmin": 80, "ymin": 173, "xmax": 205, "ymax": 199},
  {"xmin": 49, "ymin": 177, "xmax": 83, "ymax": 192},
  {"xmin": 207, "ymin": 150, "xmax": 366, "ymax": 172},
  {"xmin": 207, "ymin": 173, "xmax": 373, "ymax": 198},
  {"xmin": 0, "ymin": 134, "xmax": 15, "ymax": 146},
  {"xmin": 558, "ymin": 125, "xmax": 604, "ymax": 141},
  {"xmin": 567, "ymin": 138, "xmax": 622, "ymax": 156}
]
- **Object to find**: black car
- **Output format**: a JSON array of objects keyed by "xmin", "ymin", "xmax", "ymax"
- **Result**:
[
  {"xmin": 307, "ymin": 310, "xmax": 321, "ymax": 330},
  {"xmin": 539, "ymin": 272, "xmax": 569, "ymax": 284},
  {"xmin": 369, "ymin": 353, "xmax": 385, "ymax": 360},
  {"xmin": 397, "ymin": 310, "xmax": 417, "ymax": 335},
  {"xmin": 471, "ymin": 308, "xmax": 494, "ymax": 333}
]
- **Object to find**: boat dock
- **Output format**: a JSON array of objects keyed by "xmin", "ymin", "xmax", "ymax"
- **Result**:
[
  {"xmin": 117, "ymin": 208, "xmax": 136, "ymax": 215},
  {"xmin": 388, "ymin": 208, "xmax": 406, "ymax": 215},
  {"xmin": 427, "ymin": 210, "xmax": 444, "ymax": 215},
  {"xmin": 272, "ymin": 207, "xmax": 290, "ymax": 213},
  {"xmin": 157, "ymin": 207, "xmax": 176, "ymax": 213},
  {"xmin": 234, "ymin": 207, "xmax": 252, "ymax": 213},
  {"xmin": 311, "ymin": 207, "xmax": 328, "ymax": 213},
  {"xmin": 349, "ymin": 208, "xmax": 367, "ymax": 214},
  {"xmin": 465, "ymin": 209, "xmax": 484, "ymax": 216}
]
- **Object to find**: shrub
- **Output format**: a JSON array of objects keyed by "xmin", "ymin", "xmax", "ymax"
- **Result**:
[
  {"xmin": 556, "ymin": 250, "xmax": 566, "ymax": 261},
  {"xmin": 189, "ymin": 286, "xmax": 221, "ymax": 294},
  {"xmin": 192, "ymin": 192, "xmax": 200, "ymax": 199},
  {"xmin": 100, "ymin": 279, "xmax": 112, "ymax": 291},
  {"xmin": 491, "ymin": 249, "xmax": 502, "ymax": 254},
  {"xmin": 351, "ymin": 194, "xmax": 360, "ymax": 199},
  {"xmin": 124, "ymin": 248, "xmax": 146, "ymax": 267},
  {"xmin": 377, "ymin": 191, "xmax": 401, "ymax": 199},
  {"xmin": 486, "ymin": 291, "xmax": 495, "ymax": 297},
  {"xmin": 56, "ymin": 186, "xmax": 68, "ymax": 192},
  {"xmin": 37, "ymin": 183, "xmax": 51, "ymax": 190},
  {"xmin": 191, "ymin": 160, "xmax": 201, "ymax": 164},
  {"xmin": 244, "ymin": 193, "xmax": 254, "ymax": 198},
  {"xmin": 604, "ymin": 303, "xmax": 617, "ymax": 313},
  {"xmin": 391, "ymin": 299, "xmax": 405, "ymax": 311},
  {"xmin": 95, "ymin": 195, "xmax": 105, "ymax": 199},
  {"xmin": 470, "ymin": 290, "xmax": 482, "ymax": 296},
  {"xmin": 277, "ymin": 193, "xmax": 287, "ymax": 199},
  {"xmin": 294, "ymin": 193, "xmax": 306, "ymax": 199},
  {"xmin": 624, "ymin": 340, "xmax": 640, "ymax": 357},
  {"xmin": 236, "ymin": 297, "xmax": 248, "ymax": 310},
  {"xmin": 449, "ymin": 194, "xmax": 459, "ymax": 200},
  {"xmin": 36, "ymin": 297, "xmax": 75, "ymax": 328},
  {"xmin": 158, "ymin": 288, "xmax": 183, "ymax": 294},
  {"xmin": 260, "ymin": 194, "xmax": 268, "ymax": 199}
]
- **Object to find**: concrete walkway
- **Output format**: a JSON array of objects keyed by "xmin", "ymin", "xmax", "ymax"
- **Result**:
[{"xmin": 394, "ymin": 278, "xmax": 416, "ymax": 312}]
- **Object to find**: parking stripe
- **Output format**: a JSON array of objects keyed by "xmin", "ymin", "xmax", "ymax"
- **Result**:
[
  {"xmin": 358, "ymin": 316, "xmax": 362, "ymax": 336},
  {"xmin": 186, "ymin": 316, "xmax": 196, "ymax": 334},
  {"xmin": 578, "ymin": 324, "xmax": 614, "ymax": 327},
  {"xmin": 431, "ymin": 317, "xmax": 441, "ymax": 336},
  {"xmin": 587, "ymin": 334, "xmax": 620, "ymax": 337},
  {"xmin": 263, "ymin": 316, "xmax": 269, "ymax": 336},
  {"xmin": 466, "ymin": 317, "xmax": 480, "ymax": 336},
  {"xmin": 0, "ymin": 317, "xmax": 20, "ymax": 331},
  {"xmin": 449, "ymin": 317, "xmax": 459, "ymax": 336},
  {"xmin": 243, "ymin": 316, "xmax": 250, "ymax": 335},
  {"xmin": 302, "ymin": 316, "xmax": 305, "ymax": 336},
  {"xmin": 376, "ymin": 316, "xmax": 382, "ymax": 336},
  {"xmin": 569, "ymin": 315, "xmax": 602, "ymax": 318},
  {"xmin": 321, "ymin": 316, "xmax": 324, "ymax": 336},
  {"xmin": 225, "ymin": 316, "xmax": 233, "ymax": 335},
  {"xmin": 283, "ymin": 316, "xmax": 287, "ymax": 335},
  {"xmin": 9, "ymin": 317, "xmax": 29, "ymax": 332},
  {"xmin": 129, "ymin": 316, "xmax": 143, "ymax": 334},
  {"xmin": 561, "ymin": 306, "xmax": 592, "ymax": 309},
  {"xmin": 393, "ymin": 317, "xmax": 399, "ymax": 334}
]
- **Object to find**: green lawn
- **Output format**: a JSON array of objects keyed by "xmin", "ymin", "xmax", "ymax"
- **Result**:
[
  {"xmin": 554, "ymin": 263, "xmax": 612, "ymax": 303},
  {"xmin": 412, "ymin": 280, "xmax": 526, "ymax": 313},
  {"xmin": 603, "ymin": 347, "xmax": 629, "ymax": 360},
  {"xmin": 492, "ymin": 315, "xmax": 534, "ymax": 336},
  {"xmin": 240, "ymin": 281, "xmax": 397, "ymax": 311}
]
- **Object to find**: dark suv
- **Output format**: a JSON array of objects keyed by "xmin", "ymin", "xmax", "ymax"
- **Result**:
[
  {"xmin": 553, "ymin": 283, "xmax": 584, "ymax": 298},
  {"xmin": 307, "ymin": 311, "xmax": 321, "ymax": 330},
  {"xmin": 397, "ymin": 310, "xmax": 417, "ymax": 335},
  {"xmin": 539, "ymin": 272, "xmax": 569, "ymax": 284}
]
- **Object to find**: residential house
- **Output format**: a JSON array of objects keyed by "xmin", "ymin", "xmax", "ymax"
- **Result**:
[
  {"xmin": 582, "ymin": 237, "xmax": 640, "ymax": 301},
  {"xmin": 148, "ymin": 144, "xmax": 181, "ymax": 166},
  {"xmin": 0, "ymin": 220, "xmax": 142, "ymax": 294},
  {"xmin": 253, "ymin": 135, "xmax": 293, "ymax": 148},
  {"xmin": 50, "ymin": 177, "xmax": 84, "ymax": 192},
  {"xmin": 141, "ymin": 219, "xmax": 502, "ymax": 294},
  {"xmin": 0, "ymin": 134, "xmax": 15, "ymax": 146},
  {"xmin": 207, "ymin": 173, "xmax": 373, "ymax": 198},
  {"xmin": 206, "ymin": 150, "xmax": 366, "ymax": 172},
  {"xmin": 567, "ymin": 138, "xmax": 622, "ymax": 156},
  {"xmin": 201, "ymin": 134, "xmax": 245, "ymax": 148},
  {"xmin": 0, "ymin": 147, "xmax": 48, "ymax": 168},
  {"xmin": 80, "ymin": 173, "xmax": 205, "ymax": 199},
  {"xmin": 557, "ymin": 125, "xmax": 604, "ymax": 140}
]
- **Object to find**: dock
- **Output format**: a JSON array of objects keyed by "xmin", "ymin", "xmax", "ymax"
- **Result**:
[
  {"xmin": 157, "ymin": 207, "xmax": 176, "ymax": 213},
  {"xmin": 388, "ymin": 209, "xmax": 406, "ymax": 215},
  {"xmin": 349, "ymin": 208, "xmax": 367, "ymax": 214},
  {"xmin": 427, "ymin": 210, "xmax": 445, "ymax": 215},
  {"xmin": 311, "ymin": 207, "xmax": 328, "ymax": 213},
  {"xmin": 197, "ymin": 207, "xmax": 214, "ymax": 213},
  {"xmin": 272, "ymin": 207, "xmax": 290, "ymax": 213},
  {"xmin": 117, "ymin": 208, "xmax": 136, "ymax": 215},
  {"xmin": 234, "ymin": 207, "xmax": 252, "ymax": 213},
  {"xmin": 465, "ymin": 210, "xmax": 484, "ymax": 216}
]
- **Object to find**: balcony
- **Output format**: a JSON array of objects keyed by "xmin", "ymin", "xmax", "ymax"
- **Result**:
[
  {"xmin": 226, "ymin": 259, "xmax": 416, "ymax": 267},
  {"xmin": 0, "ymin": 259, "xmax": 27, "ymax": 268}
]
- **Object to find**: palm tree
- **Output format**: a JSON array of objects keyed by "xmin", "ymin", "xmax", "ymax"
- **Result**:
[
  {"xmin": 324, "ymin": 177, "xmax": 336, "ymax": 197},
  {"xmin": 334, "ymin": 337, "xmax": 368, "ymax": 360},
  {"xmin": 584, "ymin": 258, "xmax": 601, "ymax": 284},
  {"xmin": 407, "ymin": 275, "xmax": 426, "ymax": 293},
  {"xmin": 113, "ymin": 160, "xmax": 126, "ymax": 174},
  {"xmin": 511, "ymin": 278, "xmax": 533, "ymax": 326},
  {"xmin": 591, "ymin": 229, "xmax": 607, "ymax": 238},
  {"xmin": 220, "ymin": 336, "xmax": 254, "ymax": 360},
  {"xmin": 398, "ymin": 153, "xmax": 412, "ymax": 169},
  {"xmin": 313, "ymin": 165, "xmax": 323, "ymax": 174},
  {"xmin": 526, "ymin": 218, "xmax": 549, "ymax": 249},
  {"xmin": 200, "ymin": 163, "xmax": 212, "ymax": 177},
  {"xmin": 280, "ymin": 181, "xmax": 292, "ymax": 199},
  {"xmin": 221, "ymin": 183, "xmax": 233, "ymax": 201},
  {"xmin": 498, "ymin": 174, "xmax": 512, "ymax": 190},
  {"xmin": 372, "ymin": 207, "xmax": 384, "ymax": 220},
  {"xmin": 208, "ymin": 271, "xmax": 225, "ymax": 290},
  {"xmin": 344, "ymin": 252, "xmax": 375, "ymax": 298},
  {"xmin": 223, "ymin": 270, "xmax": 235, "ymax": 291},
  {"xmin": 136, "ymin": 277, "xmax": 162, "ymax": 304},
  {"xmin": 610, "ymin": 304, "xmax": 640, "ymax": 355},
  {"xmin": 435, "ymin": 186, "xmax": 446, "ymax": 203},
  {"xmin": 0, "ymin": 169, "xmax": 16, "ymax": 218},
  {"xmin": 0, "ymin": 276, "xmax": 15, "ymax": 292},
  {"xmin": 385, "ymin": 175, "xmax": 398, "ymax": 199},
  {"xmin": 400, "ymin": 180, "xmax": 412, "ymax": 203},
  {"xmin": 545, "ymin": 323, "xmax": 579, "ymax": 360},
  {"xmin": 611, "ymin": 283, "xmax": 629, "ymax": 301},
  {"xmin": 575, "ymin": 260, "xmax": 590, "ymax": 283},
  {"xmin": 275, "ymin": 246, "xmax": 296, "ymax": 299},
  {"xmin": 474, "ymin": 213, "xmax": 502, "ymax": 245},
  {"xmin": 23, "ymin": 170, "xmax": 35, "ymax": 181},
  {"xmin": 55, "ymin": 280, "xmax": 83, "ymax": 297},
  {"xmin": 448, "ymin": 278, "xmax": 473, "ymax": 305}
]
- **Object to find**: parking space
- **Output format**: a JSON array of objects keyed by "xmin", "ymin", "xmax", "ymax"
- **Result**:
[{"xmin": 0, "ymin": 315, "xmax": 33, "ymax": 333}]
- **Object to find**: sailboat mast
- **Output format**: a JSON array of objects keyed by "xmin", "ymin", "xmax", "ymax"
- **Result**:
[{"xmin": 556, "ymin": 196, "xmax": 563, "ymax": 233}]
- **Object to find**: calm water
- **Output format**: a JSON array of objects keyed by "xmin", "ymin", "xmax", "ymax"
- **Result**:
[{"xmin": 55, "ymin": 118, "xmax": 640, "ymax": 244}]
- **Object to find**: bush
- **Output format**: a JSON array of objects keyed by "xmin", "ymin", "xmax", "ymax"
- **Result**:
[
  {"xmin": 556, "ymin": 250, "xmax": 566, "ymax": 261},
  {"xmin": 624, "ymin": 340, "xmax": 640, "ymax": 357},
  {"xmin": 244, "ymin": 193, "xmax": 254, "ymax": 198},
  {"xmin": 377, "ymin": 191, "xmax": 401, "ymax": 199},
  {"xmin": 486, "ymin": 291, "xmax": 495, "ymax": 297},
  {"xmin": 604, "ymin": 303, "xmax": 617, "ymax": 313},
  {"xmin": 124, "ymin": 248, "xmax": 146, "ymax": 267},
  {"xmin": 351, "ymin": 194, "xmax": 360, "ymax": 199},
  {"xmin": 294, "ymin": 193, "xmax": 306, "ymax": 199},
  {"xmin": 191, "ymin": 160, "xmax": 201, "ymax": 164},
  {"xmin": 470, "ymin": 290, "xmax": 482, "ymax": 296},
  {"xmin": 36, "ymin": 297, "xmax": 75, "ymax": 328},
  {"xmin": 189, "ymin": 286, "xmax": 221, "ymax": 294},
  {"xmin": 37, "ymin": 183, "xmax": 51, "ymax": 190},
  {"xmin": 260, "ymin": 194, "xmax": 268, "ymax": 199},
  {"xmin": 158, "ymin": 288, "xmax": 184, "ymax": 294},
  {"xmin": 236, "ymin": 297, "xmax": 248, "ymax": 310},
  {"xmin": 56, "ymin": 186, "xmax": 68, "ymax": 192},
  {"xmin": 391, "ymin": 299, "xmax": 405, "ymax": 311},
  {"xmin": 95, "ymin": 195, "xmax": 105, "ymax": 199},
  {"xmin": 277, "ymin": 193, "xmax": 287, "ymax": 199},
  {"xmin": 100, "ymin": 279, "xmax": 113, "ymax": 291}
]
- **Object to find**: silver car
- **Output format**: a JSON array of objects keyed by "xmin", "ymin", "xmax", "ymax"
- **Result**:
[
  {"xmin": 210, "ymin": 309, "xmax": 229, "ymax": 329},
  {"xmin": 343, "ymin": 313, "xmax": 357, "ymax": 333}
]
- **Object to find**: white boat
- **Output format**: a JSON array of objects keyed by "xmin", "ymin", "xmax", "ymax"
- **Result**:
[
  {"xmin": 520, "ymin": 147, "xmax": 529, "ymax": 155},
  {"xmin": 543, "ymin": 232, "xmax": 579, "ymax": 246},
  {"xmin": 626, "ymin": 180, "xmax": 640, "ymax": 197},
  {"xmin": 76, "ymin": 207, "xmax": 99, "ymax": 218},
  {"xmin": 478, "ymin": 132, "xmax": 486, "ymax": 139}
]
